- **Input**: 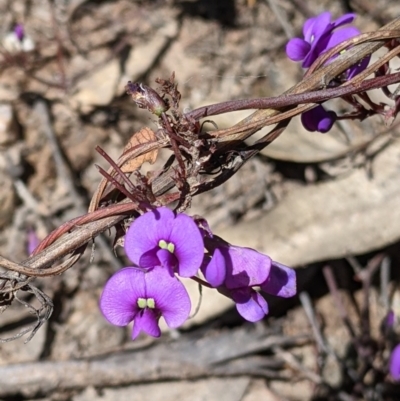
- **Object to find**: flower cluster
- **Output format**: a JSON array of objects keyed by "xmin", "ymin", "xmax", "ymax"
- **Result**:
[
  {"xmin": 286, "ymin": 12, "xmax": 369, "ymax": 133},
  {"xmin": 100, "ymin": 207, "xmax": 297, "ymax": 339}
]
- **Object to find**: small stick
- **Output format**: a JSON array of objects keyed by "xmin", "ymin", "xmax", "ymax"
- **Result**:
[
  {"xmin": 299, "ymin": 291, "xmax": 328, "ymax": 353},
  {"xmin": 322, "ymin": 266, "xmax": 357, "ymax": 340},
  {"xmin": 380, "ymin": 256, "xmax": 391, "ymax": 311}
]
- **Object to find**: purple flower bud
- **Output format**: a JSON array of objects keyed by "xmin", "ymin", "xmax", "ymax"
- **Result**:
[
  {"xmin": 124, "ymin": 207, "xmax": 204, "ymax": 277},
  {"xmin": 126, "ymin": 82, "xmax": 169, "ymax": 117},
  {"xmin": 301, "ymin": 105, "xmax": 337, "ymax": 133},
  {"xmin": 389, "ymin": 344, "xmax": 400, "ymax": 381},
  {"xmin": 201, "ymin": 248, "xmax": 226, "ymax": 287},
  {"xmin": 100, "ymin": 266, "xmax": 191, "ymax": 340}
]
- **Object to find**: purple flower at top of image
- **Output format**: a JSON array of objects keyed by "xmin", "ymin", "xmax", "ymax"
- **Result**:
[
  {"xmin": 286, "ymin": 12, "xmax": 360, "ymax": 68},
  {"xmin": 285, "ymin": 12, "xmax": 370, "ymax": 133},
  {"xmin": 100, "ymin": 266, "xmax": 191, "ymax": 340},
  {"xmin": 202, "ymin": 240, "xmax": 297, "ymax": 322},
  {"xmin": 124, "ymin": 207, "xmax": 204, "ymax": 278},
  {"xmin": 389, "ymin": 343, "xmax": 400, "ymax": 381}
]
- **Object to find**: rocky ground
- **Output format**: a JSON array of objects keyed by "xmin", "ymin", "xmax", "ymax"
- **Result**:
[{"xmin": 0, "ymin": 0, "xmax": 400, "ymax": 400}]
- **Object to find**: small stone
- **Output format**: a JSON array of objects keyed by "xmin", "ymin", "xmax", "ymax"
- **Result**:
[
  {"xmin": 0, "ymin": 104, "xmax": 19, "ymax": 146},
  {"xmin": 0, "ymin": 171, "xmax": 15, "ymax": 228},
  {"xmin": 70, "ymin": 59, "xmax": 120, "ymax": 113}
]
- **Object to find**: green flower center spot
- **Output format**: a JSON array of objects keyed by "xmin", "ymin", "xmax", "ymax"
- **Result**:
[
  {"xmin": 158, "ymin": 239, "xmax": 175, "ymax": 253},
  {"xmin": 137, "ymin": 297, "xmax": 156, "ymax": 309}
]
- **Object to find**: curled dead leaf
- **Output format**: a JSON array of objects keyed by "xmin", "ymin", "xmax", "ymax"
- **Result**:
[{"xmin": 119, "ymin": 127, "xmax": 158, "ymax": 172}]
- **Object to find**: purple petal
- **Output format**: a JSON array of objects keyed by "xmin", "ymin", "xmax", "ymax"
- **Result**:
[
  {"xmin": 332, "ymin": 13, "xmax": 356, "ymax": 29},
  {"xmin": 156, "ymin": 248, "xmax": 176, "ymax": 275},
  {"xmin": 100, "ymin": 268, "xmax": 145, "ymax": 326},
  {"xmin": 139, "ymin": 248, "xmax": 160, "ymax": 268},
  {"xmin": 316, "ymin": 112, "xmax": 337, "ymax": 133},
  {"xmin": 302, "ymin": 34, "xmax": 332, "ymax": 67},
  {"xmin": 304, "ymin": 12, "xmax": 331, "ymax": 42},
  {"xmin": 223, "ymin": 246, "xmax": 271, "ymax": 289},
  {"xmin": 261, "ymin": 261, "xmax": 297, "ymax": 298},
  {"xmin": 202, "ymin": 248, "xmax": 226, "ymax": 287},
  {"xmin": 131, "ymin": 308, "xmax": 161, "ymax": 340},
  {"xmin": 302, "ymin": 16, "xmax": 318, "ymax": 41},
  {"xmin": 326, "ymin": 27, "xmax": 360, "ymax": 50},
  {"xmin": 347, "ymin": 55, "xmax": 370, "ymax": 79},
  {"xmin": 232, "ymin": 289, "xmax": 269, "ymax": 322},
  {"xmin": 301, "ymin": 106, "xmax": 337, "ymax": 133},
  {"xmin": 124, "ymin": 207, "xmax": 175, "ymax": 265},
  {"xmin": 144, "ymin": 266, "xmax": 191, "ymax": 328},
  {"xmin": 389, "ymin": 344, "xmax": 400, "ymax": 380},
  {"xmin": 286, "ymin": 38, "xmax": 310, "ymax": 62},
  {"xmin": 169, "ymin": 213, "xmax": 204, "ymax": 277}
]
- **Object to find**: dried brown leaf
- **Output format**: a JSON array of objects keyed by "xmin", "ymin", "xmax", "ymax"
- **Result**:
[{"xmin": 119, "ymin": 127, "xmax": 158, "ymax": 172}]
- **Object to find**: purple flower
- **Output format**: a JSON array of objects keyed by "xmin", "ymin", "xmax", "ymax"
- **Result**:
[
  {"xmin": 124, "ymin": 207, "xmax": 204, "ymax": 278},
  {"xmin": 286, "ymin": 12, "xmax": 370, "ymax": 133},
  {"xmin": 202, "ymin": 240, "xmax": 296, "ymax": 322},
  {"xmin": 389, "ymin": 344, "xmax": 400, "ymax": 381},
  {"xmin": 286, "ymin": 12, "xmax": 359, "ymax": 68},
  {"xmin": 301, "ymin": 105, "xmax": 337, "ymax": 133},
  {"xmin": 100, "ymin": 266, "xmax": 191, "ymax": 340}
]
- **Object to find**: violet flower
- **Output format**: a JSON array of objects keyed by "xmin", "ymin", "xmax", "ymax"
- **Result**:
[
  {"xmin": 124, "ymin": 207, "xmax": 204, "ymax": 278},
  {"xmin": 389, "ymin": 343, "xmax": 400, "ymax": 381},
  {"xmin": 100, "ymin": 266, "xmax": 191, "ymax": 340},
  {"xmin": 286, "ymin": 12, "xmax": 359, "ymax": 68},
  {"xmin": 202, "ymin": 240, "xmax": 297, "ymax": 322},
  {"xmin": 286, "ymin": 12, "xmax": 369, "ymax": 133}
]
